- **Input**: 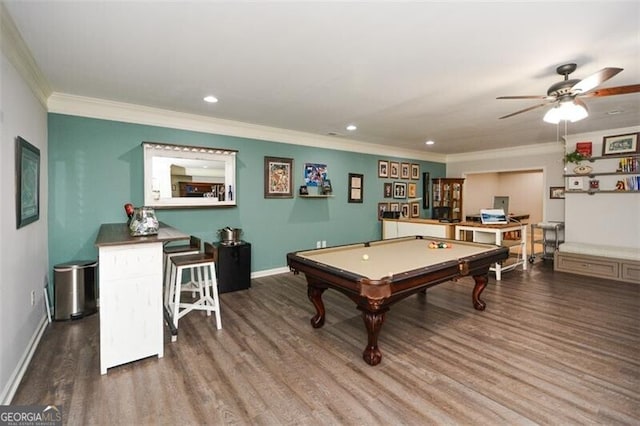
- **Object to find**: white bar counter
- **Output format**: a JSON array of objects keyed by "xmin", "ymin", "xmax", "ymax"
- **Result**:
[
  {"xmin": 382, "ymin": 218, "xmax": 457, "ymax": 240},
  {"xmin": 95, "ymin": 222, "xmax": 188, "ymax": 374}
]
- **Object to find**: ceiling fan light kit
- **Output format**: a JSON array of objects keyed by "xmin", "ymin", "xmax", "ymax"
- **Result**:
[{"xmin": 543, "ymin": 99, "xmax": 589, "ymax": 124}]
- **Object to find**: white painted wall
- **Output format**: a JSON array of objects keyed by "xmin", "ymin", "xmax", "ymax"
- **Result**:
[
  {"xmin": 463, "ymin": 170, "xmax": 543, "ymax": 225},
  {"xmin": 447, "ymin": 142, "xmax": 565, "ymax": 222},
  {"xmin": 564, "ymin": 126, "xmax": 640, "ymax": 249},
  {"xmin": 0, "ymin": 52, "xmax": 49, "ymax": 403}
]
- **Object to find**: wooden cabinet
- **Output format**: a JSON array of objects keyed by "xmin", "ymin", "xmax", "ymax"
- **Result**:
[{"xmin": 432, "ymin": 178, "xmax": 464, "ymax": 221}]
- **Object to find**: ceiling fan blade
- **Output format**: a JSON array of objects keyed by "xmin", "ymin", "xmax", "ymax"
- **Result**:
[
  {"xmin": 498, "ymin": 102, "xmax": 551, "ymax": 119},
  {"xmin": 572, "ymin": 67, "xmax": 623, "ymax": 93},
  {"xmin": 581, "ymin": 84, "xmax": 640, "ymax": 97},
  {"xmin": 497, "ymin": 95, "xmax": 548, "ymax": 100}
]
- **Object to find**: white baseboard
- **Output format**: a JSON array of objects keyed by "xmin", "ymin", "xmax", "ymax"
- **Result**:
[
  {"xmin": 251, "ymin": 266, "xmax": 290, "ymax": 279},
  {"xmin": 1, "ymin": 314, "xmax": 48, "ymax": 404}
]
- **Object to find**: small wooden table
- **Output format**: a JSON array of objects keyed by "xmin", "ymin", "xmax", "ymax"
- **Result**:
[{"xmin": 95, "ymin": 222, "xmax": 188, "ymax": 374}]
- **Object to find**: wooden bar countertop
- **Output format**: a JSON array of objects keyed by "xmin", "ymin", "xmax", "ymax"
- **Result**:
[{"xmin": 95, "ymin": 222, "xmax": 189, "ymax": 247}]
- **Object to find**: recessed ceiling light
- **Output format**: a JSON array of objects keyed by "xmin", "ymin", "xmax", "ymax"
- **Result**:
[
  {"xmin": 425, "ymin": 140, "xmax": 435, "ymax": 145},
  {"xmin": 346, "ymin": 124, "xmax": 357, "ymax": 131},
  {"xmin": 606, "ymin": 109, "xmax": 623, "ymax": 115},
  {"xmin": 203, "ymin": 95, "xmax": 219, "ymax": 103}
]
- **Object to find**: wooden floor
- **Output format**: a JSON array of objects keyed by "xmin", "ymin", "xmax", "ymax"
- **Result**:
[{"xmin": 13, "ymin": 260, "xmax": 640, "ymax": 425}]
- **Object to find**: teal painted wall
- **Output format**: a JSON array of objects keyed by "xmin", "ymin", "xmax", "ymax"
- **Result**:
[{"xmin": 48, "ymin": 113, "xmax": 445, "ymax": 274}]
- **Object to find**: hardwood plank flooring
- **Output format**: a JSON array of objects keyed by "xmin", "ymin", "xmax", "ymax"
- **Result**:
[{"xmin": 12, "ymin": 260, "xmax": 640, "ymax": 425}]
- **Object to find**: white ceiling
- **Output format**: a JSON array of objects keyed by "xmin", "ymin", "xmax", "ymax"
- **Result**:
[{"xmin": 4, "ymin": 1, "xmax": 640, "ymax": 155}]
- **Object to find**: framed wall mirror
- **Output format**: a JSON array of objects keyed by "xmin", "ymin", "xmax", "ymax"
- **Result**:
[{"xmin": 143, "ymin": 142, "xmax": 237, "ymax": 208}]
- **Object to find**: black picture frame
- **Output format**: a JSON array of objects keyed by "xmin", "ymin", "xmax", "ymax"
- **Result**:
[
  {"xmin": 383, "ymin": 182, "xmax": 393, "ymax": 198},
  {"xmin": 602, "ymin": 132, "xmax": 639, "ymax": 156},
  {"xmin": 16, "ymin": 136, "xmax": 40, "ymax": 228},
  {"xmin": 393, "ymin": 181, "xmax": 407, "ymax": 199},
  {"xmin": 549, "ymin": 186, "xmax": 565, "ymax": 199},
  {"xmin": 348, "ymin": 173, "xmax": 363, "ymax": 203},
  {"xmin": 422, "ymin": 172, "xmax": 430, "ymax": 209}
]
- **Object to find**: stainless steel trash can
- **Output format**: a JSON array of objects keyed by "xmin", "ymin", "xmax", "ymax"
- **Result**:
[{"xmin": 54, "ymin": 260, "xmax": 98, "ymax": 320}]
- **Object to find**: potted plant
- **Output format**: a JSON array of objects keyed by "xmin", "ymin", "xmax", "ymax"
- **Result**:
[{"xmin": 564, "ymin": 150, "xmax": 592, "ymax": 174}]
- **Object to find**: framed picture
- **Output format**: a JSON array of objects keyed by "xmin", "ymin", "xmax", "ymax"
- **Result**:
[
  {"xmin": 390, "ymin": 161, "xmax": 399, "ymax": 179},
  {"xmin": 549, "ymin": 186, "xmax": 565, "ymax": 199},
  {"xmin": 264, "ymin": 156, "xmax": 293, "ymax": 198},
  {"xmin": 602, "ymin": 133, "xmax": 639, "ymax": 156},
  {"xmin": 320, "ymin": 179, "xmax": 332, "ymax": 195},
  {"xmin": 393, "ymin": 181, "xmax": 407, "ymax": 199},
  {"xmin": 422, "ymin": 172, "xmax": 430, "ymax": 209},
  {"xmin": 401, "ymin": 203, "xmax": 410, "ymax": 218},
  {"xmin": 408, "ymin": 182, "xmax": 417, "ymax": 198},
  {"xmin": 378, "ymin": 160, "xmax": 389, "ymax": 178},
  {"xmin": 389, "ymin": 202, "xmax": 400, "ymax": 212},
  {"xmin": 411, "ymin": 164, "xmax": 420, "ymax": 180},
  {"xmin": 348, "ymin": 173, "xmax": 363, "ymax": 203},
  {"xmin": 377, "ymin": 202, "xmax": 389, "ymax": 221},
  {"xmin": 568, "ymin": 177, "xmax": 583, "ymax": 190},
  {"xmin": 410, "ymin": 202, "xmax": 420, "ymax": 218},
  {"xmin": 401, "ymin": 162, "xmax": 410, "ymax": 179},
  {"xmin": 383, "ymin": 182, "xmax": 393, "ymax": 198},
  {"xmin": 304, "ymin": 163, "xmax": 328, "ymax": 187},
  {"xmin": 16, "ymin": 136, "xmax": 40, "ymax": 228}
]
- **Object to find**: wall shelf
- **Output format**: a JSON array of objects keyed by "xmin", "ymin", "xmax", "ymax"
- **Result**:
[
  {"xmin": 566, "ymin": 190, "xmax": 640, "ymax": 195},
  {"xmin": 586, "ymin": 153, "xmax": 640, "ymax": 162},
  {"xmin": 299, "ymin": 195, "xmax": 334, "ymax": 198},
  {"xmin": 564, "ymin": 171, "xmax": 639, "ymax": 178}
]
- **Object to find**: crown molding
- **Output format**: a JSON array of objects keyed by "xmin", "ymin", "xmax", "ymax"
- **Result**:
[
  {"xmin": 1, "ymin": 3, "xmax": 52, "ymax": 107},
  {"xmin": 446, "ymin": 141, "xmax": 564, "ymax": 163},
  {"xmin": 563, "ymin": 125, "xmax": 640, "ymax": 145},
  {"xmin": 47, "ymin": 92, "xmax": 448, "ymax": 163}
]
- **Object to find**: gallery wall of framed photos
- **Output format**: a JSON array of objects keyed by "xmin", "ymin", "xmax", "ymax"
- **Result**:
[{"xmin": 376, "ymin": 159, "xmax": 423, "ymax": 220}]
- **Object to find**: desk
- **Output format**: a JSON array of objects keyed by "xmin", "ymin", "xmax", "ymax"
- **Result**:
[
  {"xmin": 95, "ymin": 222, "xmax": 188, "ymax": 374},
  {"xmin": 465, "ymin": 213, "xmax": 530, "ymax": 223},
  {"xmin": 287, "ymin": 236, "xmax": 508, "ymax": 366},
  {"xmin": 455, "ymin": 222, "xmax": 527, "ymax": 280}
]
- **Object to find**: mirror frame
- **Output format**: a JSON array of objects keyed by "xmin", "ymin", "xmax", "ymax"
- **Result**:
[{"xmin": 143, "ymin": 141, "xmax": 237, "ymax": 208}]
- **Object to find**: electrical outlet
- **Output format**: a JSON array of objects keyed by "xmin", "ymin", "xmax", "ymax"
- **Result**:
[
  {"xmin": 316, "ymin": 241, "xmax": 321, "ymax": 248},
  {"xmin": 321, "ymin": 240, "xmax": 327, "ymax": 248},
  {"xmin": 30, "ymin": 290, "xmax": 36, "ymax": 306}
]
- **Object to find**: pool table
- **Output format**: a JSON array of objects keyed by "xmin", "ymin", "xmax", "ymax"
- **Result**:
[{"xmin": 286, "ymin": 236, "xmax": 509, "ymax": 366}]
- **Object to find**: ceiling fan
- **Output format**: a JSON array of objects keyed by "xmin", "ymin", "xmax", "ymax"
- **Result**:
[{"xmin": 497, "ymin": 63, "xmax": 640, "ymax": 122}]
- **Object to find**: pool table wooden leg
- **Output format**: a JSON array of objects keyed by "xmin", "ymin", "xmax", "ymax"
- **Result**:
[
  {"xmin": 472, "ymin": 273, "xmax": 488, "ymax": 311},
  {"xmin": 307, "ymin": 283, "xmax": 327, "ymax": 328},
  {"xmin": 361, "ymin": 309, "xmax": 388, "ymax": 366}
]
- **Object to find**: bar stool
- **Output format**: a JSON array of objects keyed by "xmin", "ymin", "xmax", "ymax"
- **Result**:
[
  {"xmin": 163, "ymin": 236, "xmax": 201, "ymax": 309},
  {"xmin": 167, "ymin": 242, "xmax": 222, "ymax": 342}
]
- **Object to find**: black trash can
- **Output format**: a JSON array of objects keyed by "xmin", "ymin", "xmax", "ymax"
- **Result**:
[{"xmin": 53, "ymin": 260, "xmax": 98, "ymax": 320}]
